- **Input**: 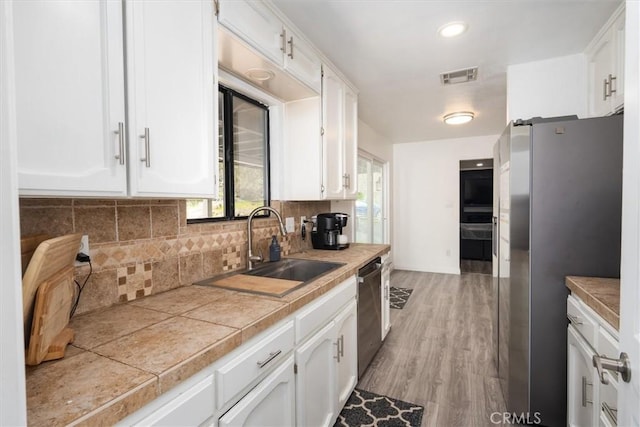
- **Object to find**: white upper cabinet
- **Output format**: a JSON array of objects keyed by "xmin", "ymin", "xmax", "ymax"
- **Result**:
[
  {"xmin": 13, "ymin": 0, "xmax": 127, "ymax": 197},
  {"xmin": 125, "ymin": 0, "xmax": 217, "ymax": 197},
  {"xmin": 323, "ymin": 66, "xmax": 358, "ymax": 200},
  {"xmin": 218, "ymin": 0, "xmax": 321, "ymax": 93},
  {"xmin": 586, "ymin": 4, "xmax": 625, "ymax": 117},
  {"xmin": 13, "ymin": 0, "xmax": 217, "ymax": 198}
]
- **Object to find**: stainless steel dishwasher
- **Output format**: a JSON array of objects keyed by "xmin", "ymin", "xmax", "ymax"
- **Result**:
[{"xmin": 357, "ymin": 257, "xmax": 382, "ymax": 378}]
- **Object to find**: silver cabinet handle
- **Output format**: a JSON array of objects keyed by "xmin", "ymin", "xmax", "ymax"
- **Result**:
[
  {"xmin": 602, "ymin": 402, "xmax": 618, "ymax": 425},
  {"xmin": 287, "ymin": 36, "xmax": 294, "ymax": 59},
  {"xmin": 115, "ymin": 122, "xmax": 125, "ymax": 165},
  {"xmin": 333, "ymin": 339, "xmax": 341, "ymax": 362},
  {"xmin": 567, "ymin": 313, "xmax": 582, "ymax": 325},
  {"xmin": 280, "ymin": 29, "xmax": 286, "ymax": 53},
  {"xmin": 593, "ymin": 352, "xmax": 631, "ymax": 384},
  {"xmin": 581, "ymin": 376, "xmax": 592, "ymax": 407},
  {"xmin": 257, "ymin": 350, "xmax": 281, "ymax": 369},
  {"xmin": 604, "ymin": 78, "xmax": 610, "ymax": 100},
  {"xmin": 140, "ymin": 127, "xmax": 150, "ymax": 167},
  {"xmin": 609, "ymin": 74, "xmax": 617, "ymax": 94},
  {"xmin": 339, "ymin": 334, "xmax": 345, "ymax": 358},
  {"xmin": 346, "ymin": 173, "xmax": 350, "ymax": 189}
]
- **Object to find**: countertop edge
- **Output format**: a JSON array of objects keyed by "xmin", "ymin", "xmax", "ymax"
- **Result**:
[{"xmin": 565, "ymin": 275, "xmax": 620, "ymax": 331}]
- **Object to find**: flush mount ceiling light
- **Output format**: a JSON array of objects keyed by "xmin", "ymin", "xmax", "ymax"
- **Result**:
[
  {"xmin": 244, "ymin": 68, "xmax": 275, "ymax": 82},
  {"xmin": 438, "ymin": 21, "xmax": 468, "ymax": 38},
  {"xmin": 443, "ymin": 111, "xmax": 475, "ymax": 125},
  {"xmin": 476, "ymin": 162, "xmax": 484, "ymax": 167}
]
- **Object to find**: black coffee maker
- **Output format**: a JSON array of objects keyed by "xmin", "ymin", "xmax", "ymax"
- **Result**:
[{"xmin": 311, "ymin": 213, "xmax": 349, "ymax": 250}]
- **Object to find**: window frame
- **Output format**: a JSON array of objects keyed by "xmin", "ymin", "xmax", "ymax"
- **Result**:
[{"xmin": 187, "ymin": 85, "xmax": 271, "ymax": 223}]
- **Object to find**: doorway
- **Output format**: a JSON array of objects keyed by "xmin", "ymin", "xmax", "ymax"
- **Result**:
[{"xmin": 459, "ymin": 159, "xmax": 493, "ymax": 274}]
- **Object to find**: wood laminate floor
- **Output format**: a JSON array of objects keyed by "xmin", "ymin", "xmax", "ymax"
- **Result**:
[{"xmin": 357, "ymin": 269, "xmax": 508, "ymax": 426}]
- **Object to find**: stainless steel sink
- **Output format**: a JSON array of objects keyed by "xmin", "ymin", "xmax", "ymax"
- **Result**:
[
  {"xmin": 245, "ymin": 258, "xmax": 344, "ymax": 283},
  {"xmin": 194, "ymin": 258, "xmax": 345, "ymax": 297}
]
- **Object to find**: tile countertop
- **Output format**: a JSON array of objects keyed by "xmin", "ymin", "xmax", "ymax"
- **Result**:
[
  {"xmin": 25, "ymin": 243, "xmax": 390, "ymax": 426},
  {"xmin": 566, "ymin": 276, "xmax": 620, "ymax": 330}
]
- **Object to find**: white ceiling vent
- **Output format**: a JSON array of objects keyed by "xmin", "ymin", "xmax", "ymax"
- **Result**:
[{"xmin": 440, "ymin": 67, "xmax": 478, "ymax": 85}]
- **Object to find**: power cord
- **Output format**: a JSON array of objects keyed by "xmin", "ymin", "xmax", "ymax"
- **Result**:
[{"xmin": 71, "ymin": 253, "xmax": 92, "ymax": 317}]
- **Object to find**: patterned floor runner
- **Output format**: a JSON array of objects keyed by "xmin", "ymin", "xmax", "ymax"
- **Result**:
[
  {"xmin": 389, "ymin": 286, "xmax": 413, "ymax": 309},
  {"xmin": 334, "ymin": 388, "xmax": 424, "ymax": 427}
]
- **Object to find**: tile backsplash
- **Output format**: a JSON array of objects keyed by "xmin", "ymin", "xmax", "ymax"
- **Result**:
[{"xmin": 20, "ymin": 199, "xmax": 330, "ymax": 315}]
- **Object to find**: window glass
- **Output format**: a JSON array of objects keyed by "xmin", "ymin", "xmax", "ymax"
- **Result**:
[
  {"xmin": 232, "ymin": 96, "xmax": 268, "ymax": 217},
  {"xmin": 355, "ymin": 154, "xmax": 386, "ymax": 244},
  {"xmin": 187, "ymin": 87, "xmax": 269, "ymax": 221}
]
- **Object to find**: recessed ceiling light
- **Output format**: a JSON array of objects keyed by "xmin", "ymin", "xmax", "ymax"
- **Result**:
[
  {"xmin": 244, "ymin": 68, "xmax": 275, "ymax": 82},
  {"xmin": 476, "ymin": 162, "xmax": 484, "ymax": 167},
  {"xmin": 443, "ymin": 111, "xmax": 475, "ymax": 125},
  {"xmin": 438, "ymin": 21, "xmax": 468, "ymax": 38}
]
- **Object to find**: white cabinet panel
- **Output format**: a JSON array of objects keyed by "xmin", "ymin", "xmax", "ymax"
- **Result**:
[
  {"xmin": 568, "ymin": 325, "xmax": 598, "ymax": 427},
  {"xmin": 14, "ymin": 0, "xmax": 127, "ymax": 196},
  {"xmin": 295, "ymin": 320, "xmax": 337, "ymax": 427},
  {"xmin": 134, "ymin": 375, "xmax": 215, "ymax": 427},
  {"xmin": 381, "ymin": 258, "xmax": 391, "ymax": 341},
  {"xmin": 335, "ymin": 300, "xmax": 357, "ymax": 409},
  {"xmin": 219, "ymin": 355, "xmax": 295, "ymax": 427},
  {"xmin": 218, "ymin": 0, "xmax": 283, "ymax": 66},
  {"xmin": 322, "ymin": 66, "xmax": 345, "ymax": 199},
  {"xmin": 283, "ymin": 27, "xmax": 322, "ymax": 94},
  {"xmin": 126, "ymin": 0, "xmax": 216, "ymax": 197},
  {"xmin": 343, "ymin": 86, "xmax": 358, "ymax": 199},
  {"xmin": 216, "ymin": 321, "xmax": 294, "ymax": 409}
]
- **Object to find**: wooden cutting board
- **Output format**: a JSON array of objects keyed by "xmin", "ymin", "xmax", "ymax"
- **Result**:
[
  {"xmin": 20, "ymin": 234, "xmax": 50, "ymax": 275},
  {"xmin": 210, "ymin": 274, "xmax": 304, "ymax": 297},
  {"xmin": 22, "ymin": 233, "xmax": 81, "ymax": 348},
  {"xmin": 26, "ymin": 266, "xmax": 76, "ymax": 365}
]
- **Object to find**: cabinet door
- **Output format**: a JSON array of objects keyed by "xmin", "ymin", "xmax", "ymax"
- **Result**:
[
  {"xmin": 611, "ymin": 12, "xmax": 625, "ymax": 111},
  {"xmin": 13, "ymin": 0, "xmax": 127, "ymax": 196},
  {"xmin": 219, "ymin": 356, "xmax": 295, "ymax": 427},
  {"xmin": 588, "ymin": 29, "xmax": 614, "ymax": 117},
  {"xmin": 322, "ymin": 66, "xmax": 345, "ymax": 199},
  {"xmin": 283, "ymin": 27, "xmax": 322, "ymax": 93},
  {"xmin": 218, "ymin": 0, "xmax": 283, "ymax": 66},
  {"xmin": 343, "ymin": 86, "xmax": 358, "ymax": 199},
  {"xmin": 126, "ymin": 0, "xmax": 217, "ymax": 197},
  {"xmin": 567, "ymin": 325, "xmax": 598, "ymax": 427},
  {"xmin": 295, "ymin": 321, "xmax": 337, "ymax": 427},
  {"xmin": 335, "ymin": 300, "xmax": 358, "ymax": 410}
]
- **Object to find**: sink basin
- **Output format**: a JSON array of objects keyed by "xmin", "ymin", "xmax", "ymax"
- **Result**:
[
  {"xmin": 245, "ymin": 258, "xmax": 344, "ymax": 282},
  {"xmin": 194, "ymin": 258, "xmax": 345, "ymax": 297}
]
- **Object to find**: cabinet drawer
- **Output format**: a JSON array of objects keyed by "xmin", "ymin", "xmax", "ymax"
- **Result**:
[
  {"xmin": 216, "ymin": 321, "xmax": 294, "ymax": 409},
  {"xmin": 295, "ymin": 275, "xmax": 356, "ymax": 343},
  {"xmin": 135, "ymin": 375, "xmax": 214, "ymax": 426},
  {"xmin": 567, "ymin": 295, "xmax": 598, "ymax": 347}
]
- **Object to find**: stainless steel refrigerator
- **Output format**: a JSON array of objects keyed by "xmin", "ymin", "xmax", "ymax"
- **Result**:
[{"xmin": 492, "ymin": 114, "xmax": 623, "ymax": 426}]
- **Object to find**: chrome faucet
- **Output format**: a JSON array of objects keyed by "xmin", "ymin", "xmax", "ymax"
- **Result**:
[{"xmin": 247, "ymin": 206, "xmax": 287, "ymax": 270}]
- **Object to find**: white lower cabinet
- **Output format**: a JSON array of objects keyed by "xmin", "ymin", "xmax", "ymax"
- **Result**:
[
  {"xmin": 567, "ymin": 325, "xmax": 597, "ymax": 427},
  {"xmin": 335, "ymin": 300, "xmax": 358, "ymax": 409},
  {"xmin": 218, "ymin": 355, "xmax": 295, "ymax": 427},
  {"xmin": 567, "ymin": 294, "xmax": 620, "ymax": 427}
]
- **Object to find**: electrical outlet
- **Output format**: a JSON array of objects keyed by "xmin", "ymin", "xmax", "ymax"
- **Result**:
[
  {"xmin": 75, "ymin": 235, "xmax": 90, "ymax": 266},
  {"xmin": 285, "ymin": 217, "xmax": 295, "ymax": 233}
]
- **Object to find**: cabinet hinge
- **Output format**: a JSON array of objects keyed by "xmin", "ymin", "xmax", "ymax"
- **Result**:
[
  {"xmin": 213, "ymin": 0, "xmax": 219, "ymax": 16},
  {"xmin": 294, "ymin": 363, "xmax": 298, "ymax": 374},
  {"xmin": 321, "ymin": 65, "xmax": 324, "ymax": 78},
  {"xmin": 320, "ymin": 127, "xmax": 325, "ymax": 136},
  {"xmin": 321, "ymin": 184, "xmax": 325, "ymax": 193}
]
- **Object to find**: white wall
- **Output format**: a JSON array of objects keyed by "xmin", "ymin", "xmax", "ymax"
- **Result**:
[
  {"xmin": 507, "ymin": 54, "xmax": 587, "ymax": 122},
  {"xmin": 1, "ymin": 0, "xmax": 28, "ymax": 424},
  {"xmin": 393, "ymin": 134, "xmax": 497, "ymax": 274}
]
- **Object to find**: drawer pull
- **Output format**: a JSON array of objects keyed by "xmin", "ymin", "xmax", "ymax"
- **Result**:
[
  {"xmin": 567, "ymin": 313, "xmax": 582, "ymax": 325},
  {"xmin": 256, "ymin": 350, "xmax": 281, "ymax": 369},
  {"xmin": 602, "ymin": 402, "xmax": 618, "ymax": 425},
  {"xmin": 581, "ymin": 376, "xmax": 592, "ymax": 407}
]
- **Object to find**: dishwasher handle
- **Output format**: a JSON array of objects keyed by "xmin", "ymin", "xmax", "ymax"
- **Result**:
[{"xmin": 358, "ymin": 263, "xmax": 382, "ymax": 283}]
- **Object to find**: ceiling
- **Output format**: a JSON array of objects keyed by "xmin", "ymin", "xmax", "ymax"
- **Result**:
[{"xmin": 270, "ymin": 0, "xmax": 621, "ymax": 143}]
